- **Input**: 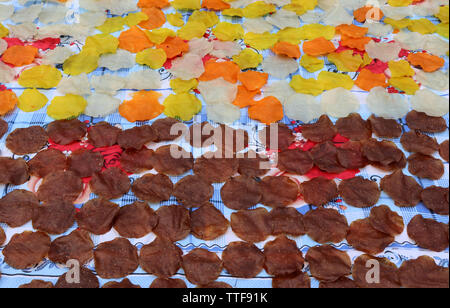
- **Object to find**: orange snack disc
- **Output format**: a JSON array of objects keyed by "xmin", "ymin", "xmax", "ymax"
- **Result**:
[
  {"xmin": 0, "ymin": 90, "xmax": 18, "ymax": 116},
  {"xmin": 272, "ymin": 42, "xmax": 301, "ymax": 59},
  {"xmin": 119, "ymin": 91, "xmax": 164, "ymax": 123},
  {"xmin": 336, "ymin": 24, "xmax": 368, "ymax": 38},
  {"xmin": 119, "ymin": 26, "xmax": 154, "ymax": 53},
  {"xmin": 233, "ymin": 85, "xmax": 260, "ymax": 108},
  {"xmin": 354, "ymin": 6, "xmax": 384, "ymax": 23},
  {"xmin": 355, "ymin": 69, "xmax": 388, "ymax": 91},
  {"xmin": 199, "ymin": 60, "xmax": 240, "ymax": 83},
  {"xmin": 138, "ymin": 0, "xmax": 170, "ymax": 8},
  {"xmin": 238, "ymin": 71, "xmax": 269, "ymax": 91},
  {"xmin": 340, "ymin": 35, "xmax": 372, "ymax": 51},
  {"xmin": 303, "ymin": 37, "xmax": 336, "ymax": 57},
  {"xmin": 139, "ymin": 7, "xmax": 166, "ymax": 30},
  {"xmin": 248, "ymin": 96, "xmax": 284, "ymax": 125},
  {"xmin": 2, "ymin": 45, "xmax": 39, "ymax": 67},
  {"xmin": 157, "ymin": 36, "xmax": 189, "ymax": 59},
  {"xmin": 202, "ymin": 0, "xmax": 231, "ymax": 10},
  {"xmin": 407, "ymin": 52, "xmax": 445, "ymax": 72}
]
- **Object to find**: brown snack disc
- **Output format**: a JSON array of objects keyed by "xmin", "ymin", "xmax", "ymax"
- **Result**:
[
  {"xmin": 19, "ymin": 280, "xmax": 54, "ymax": 289},
  {"xmin": 230, "ymin": 208, "xmax": 271, "ymax": 243},
  {"xmin": 102, "ymin": 279, "xmax": 141, "ymax": 289},
  {"xmin": 198, "ymin": 281, "xmax": 232, "ymax": 288},
  {"xmin": 277, "ymin": 149, "xmax": 314, "ymax": 175},
  {"xmin": 221, "ymin": 175, "xmax": 262, "ymax": 210},
  {"xmin": 48, "ymin": 230, "xmax": 94, "ymax": 265},
  {"xmin": 27, "ymin": 148, "xmax": 67, "ymax": 178},
  {"xmin": 406, "ymin": 110, "xmax": 448, "ymax": 133},
  {"xmin": 173, "ymin": 175, "xmax": 214, "ymax": 208},
  {"xmin": 131, "ymin": 173, "xmax": 173, "ymax": 203},
  {"xmin": 268, "ymin": 207, "xmax": 306, "ymax": 236},
  {"xmin": 32, "ymin": 200, "xmax": 76, "ymax": 235},
  {"xmin": 214, "ymin": 124, "xmax": 249, "ymax": 154},
  {"xmin": 305, "ymin": 245, "xmax": 351, "ymax": 282},
  {"xmin": 139, "ymin": 237, "xmax": 183, "ymax": 278},
  {"xmin": 47, "ymin": 119, "xmax": 87, "ymax": 145},
  {"xmin": 182, "ymin": 248, "xmax": 223, "ymax": 286},
  {"xmin": 0, "ymin": 118, "xmax": 7, "ymax": 138},
  {"xmin": 68, "ymin": 149, "xmax": 104, "ymax": 178},
  {"xmin": 368, "ymin": 205, "xmax": 404, "ymax": 236},
  {"xmin": 0, "ymin": 226, "xmax": 5, "ymax": 246},
  {"xmin": 113, "ymin": 201, "xmax": 158, "ymax": 238},
  {"xmin": 400, "ymin": 131, "xmax": 439, "ymax": 155},
  {"xmin": 76, "ymin": 198, "xmax": 120, "ymax": 235},
  {"xmin": 117, "ymin": 125, "xmax": 156, "ymax": 150},
  {"xmin": 150, "ymin": 278, "xmax": 187, "ymax": 288},
  {"xmin": 399, "ymin": 256, "xmax": 449, "ymax": 288},
  {"xmin": 55, "ymin": 267, "xmax": 99, "ymax": 289},
  {"xmin": 0, "ymin": 189, "xmax": 39, "ymax": 228},
  {"xmin": 152, "ymin": 145, "xmax": 193, "ymax": 176},
  {"xmin": 337, "ymin": 141, "xmax": 369, "ymax": 169},
  {"xmin": 194, "ymin": 153, "xmax": 238, "ymax": 183},
  {"xmin": 421, "ymin": 186, "xmax": 449, "ymax": 215},
  {"xmin": 0, "ymin": 157, "xmax": 29, "ymax": 185},
  {"xmin": 407, "ymin": 153, "xmax": 444, "ymax": 180},
  {"xmin": 259, "ymin": 123, "xmax": 295, "ymax": 151},
  {"xmin": 186, "ymin": 122, "xmax": 215, "ymax": 148},
  {"xmin": 3, "ymin": 231, "xmax": 51, "ymax": 269},
  {"xmin": 273, "ymin": 272, "xmax": 311, "ymax": 288},
  {"xmin": 37, "ymin": 171, "xmax": 83, "ymax": 203},
  {"xmin": 439, "ymin": 140, "xmax": 449, "ymax": 162},
  {"xmin": 6, "ymin": 126, "xmax": 48, "ymax": 155},
  {"xmin": 190, "ymin": 203, "xmax": 229, "ymax": 241},
  {"xmin": 90, "ymin": 167, "xmax": 131, "ymax": 200},
  {"xmin": 300, "ymin": 177, "xmax": 338, "ymax": 206},
  {"xmin": 310, "ymin": 141, "xmax": 346, "ymax": 174},
  {"xmin": 153, "ymin": 205, "xmax": 191, "ymax": 242},
  {"xmin": 301, "ymin": 115, "xmax": 337, "ymax": 143},
  {"xmin": 362, "ymin": 138, "xmax": 406, "ymax": 171},
  {"xmin": 380, "ymin": 170, "xmax": 423, "ymax": 207},
  {"xmin": 319, "ymin": 277, "xmax": 358, "ymax": 288},
  {"xmin": 338, "ymin": 176, "xmax": 381, "ymax": 208},
  {"xmin": 260, "ymin": 176, "xmax": 299, "ymax": 208},
  {"xmin": 120, "ymin": 147, "xmax": 154, "ymax": 174},
  {"xmin": 263, "ymin": 235, "xmax": 304, "ymax": 276},
  {"xmin": 353, "ymin": 254, "xmax": 401, "ymax": 288},
  {"xmin": 304, "ymin": 207, "xmax": 349, "ymax": 244},
  {"xmin": 94, "ymin": 238, "xmax": 139, "ymax": 279},
  {"xmin": 87, "ymin": 122, "xmax": 120, "ymax": 148},
  {"xmin": 152, "ymin": 117, "xmax": 186, "ymax": 142},
  {"xmin": 407, "ymin": 215, "xmax": 449, "ymax": 252},
  {"xmin": 347, "ymin": 218, "xmax": 394, "ymax": 254},
  {"xmin": 237, "ymin": 150, "xmax": 270, "ymax": 177},
  {"xmin": 336, "ymin": 113, "xmax": 372, "ymax": 141},
  {"xmin": 222, "ymin": 241, "xmax": 265, "ymax": 278},
  {"xmin": 368, "ymin": 115, "xmax": 403, "ymax": 139}
]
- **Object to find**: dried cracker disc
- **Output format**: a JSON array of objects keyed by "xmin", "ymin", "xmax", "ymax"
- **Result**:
[
  {"xmin": 98, "ymin": 49, "xmax": 136, "ymax": 71},
  {"xmin": 126, "ymin": 70, "xmax": 162, "ymax": 90},
  {"xmin": 366, "ymin": 40, "xmax": 402, "ymax": 63},
  {"xmin": 57, "ymin": 74, "xmax": 92, "ymax": 96},
  {"xmin": 84, "ymin": 93, "xmax": 121, "ymax": 118},
  {"xmin": 284, "ymin": 93, "xmax": 322, "ymax": 123},
  {"xmin": 367, "ymin": 87, "xmax": 410, "ymax": 119},
  {"xmin": 198, "ymin": 78, "xmax": 238, "ymax": 105},
  {"xmin": 91, "ymin": 75, "xmax": 126, "ymax": 95},
  {"xmin": 411, "ymin": 89, "xmax": 449, "ymax": 117},
  {"xmin": 262, "ymin": 55, "xmax": 299, "ymax": 79},
  {"xmin": 206, "ymin": 103, "xmax": 241, "ymax": 124},
  {"xmin": 321, "ymin": 87, "xmax": 360, "ymax": 118},
  {"xmin": 169, "ymin": 53, "xmax": 205, "ymax": 80}
]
